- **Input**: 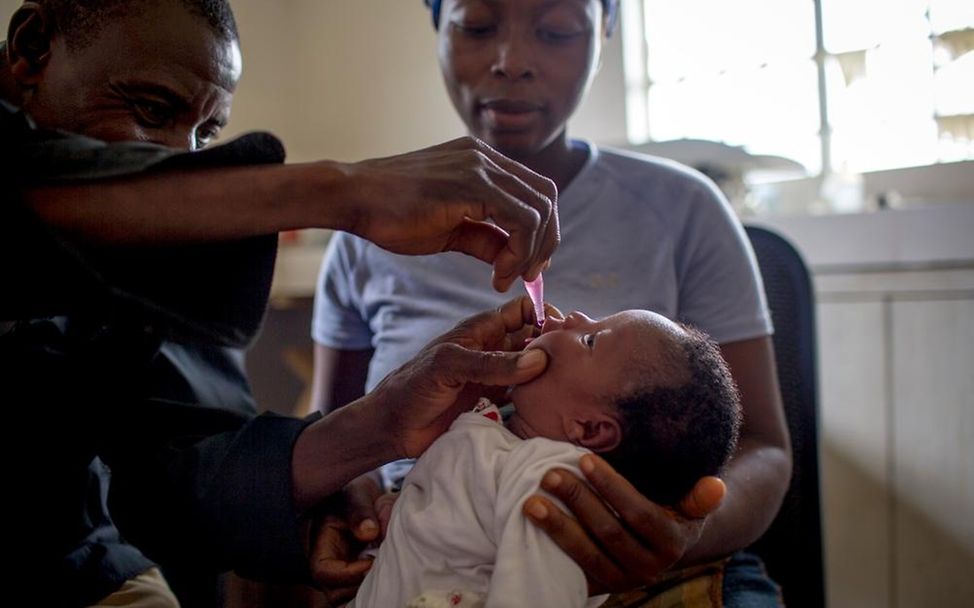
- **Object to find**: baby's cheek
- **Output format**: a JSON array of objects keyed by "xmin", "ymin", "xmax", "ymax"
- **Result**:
[{"xmin": 510, "ymin": 376, "xmax": 550, "ymax": 410}]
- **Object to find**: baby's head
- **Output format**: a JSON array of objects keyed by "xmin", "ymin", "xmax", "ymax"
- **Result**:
[{"xmin": 507, "ymin": 310, "xmax": 741, "ymax": 506}]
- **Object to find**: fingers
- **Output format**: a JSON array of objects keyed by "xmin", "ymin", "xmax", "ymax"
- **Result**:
[
  {"xmin": 309, "ymin": 516, "xmax": 373, "ymax": 589},
  {"xmin": 342, "ymin": 476, "xmax": 383, "ymax": 543},
  {"xmin": 581, "ymin": 454, "xmax": 719, "ymax": 523},
  {"xmin": 576, "ymin": 455, "xmax": 688, "ymax": 563},
  {"xmin": 544, "ymin": 302, "xmax": 564, "ymax": 321},
  {"xmin": 544, "ymin": 466, "xmax": 673, "ymax": 582},
  {"xmin": 533, "ymin": 459, "xmax": 695, "ymax": 588},
  {"xmin": 452, "ymin": 139, "xmax": 557, "ymax": 291},
  {"xmin": 429, "ymin": 298, "xmax": 545, "ymax": 388},
  {"xmin": 349, "ymin": 137, "xmax": 557, "ymax": 290},
  {"xmin": 476, "ymin": 140, "xmax": 558, "ymax": 208},
  {"xmin": 496, "ymin": 295, "xmax": 542, "ymax": 337},
  {"xmin": 578, "ymin": 453, "xmax": 667, "ymax": 524},
  {"xmin": 522, "ymin": 493, "xmax": 629, "ymax": 594},
  {"xmin": 443, "ymin": 218, "xmax": 510, "ymax": 269},
  {"xmin": 474, "ymin": 141, "xmax": 560, "ymax": 281},
  {"xmin": 313, "ymin": 556, "xmax": 373, "ymax": 588},
  {"xmin": 433, "ymin": 342, "xmax": 548, "ymax": 389},
  {"xmin": 443, "ymin": 296, "xmax": 538, "ymax": 351}
]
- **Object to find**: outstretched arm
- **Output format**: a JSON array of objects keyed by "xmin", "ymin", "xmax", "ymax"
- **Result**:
[{"xmin": 23, "ymin": 137, "xmax": 558, "ymax": 291}]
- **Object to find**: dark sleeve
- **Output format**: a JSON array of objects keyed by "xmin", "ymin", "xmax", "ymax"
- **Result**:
[
  {"xmin": 0, "ymin": 100, "xmax": 284, "ymax": 347},
  {"xmin": 2, "ymin": 317, "xmax": 319, "ymax": 584},
  {"xmin": 1, "ymin": 102, "xmax": 317, "ymax": 581},
  {"xmin": 105, "ymin": 399, "xmax": 320, "ymax": 583}
]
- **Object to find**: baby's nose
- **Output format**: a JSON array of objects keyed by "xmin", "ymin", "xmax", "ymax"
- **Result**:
[
  {"xmin": 539, "ymin": 315, "xmax": 564, "ymax": 334},
  {"xmin": 562, "ymin": 311, "xmax": 594, "ymax": 328},
  {"xmin": 541, "ymin": 311, "xmax": 592, "ymax": 333}
]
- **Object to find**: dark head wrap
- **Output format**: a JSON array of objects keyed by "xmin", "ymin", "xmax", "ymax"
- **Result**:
[{"xmin": 423, "ymin": 0, "xmax": 619, "ymax": 36}]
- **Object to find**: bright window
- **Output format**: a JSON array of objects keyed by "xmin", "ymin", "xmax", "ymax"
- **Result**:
[{"xmin": 621, "ymin": 0, "xmax": 974, "ymax": 176}]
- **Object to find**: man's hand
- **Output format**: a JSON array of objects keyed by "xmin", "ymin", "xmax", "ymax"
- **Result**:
[
  {"xmin": 344, "ymin": 137, "xmax": 559, "ymax": 292},
  {"xmin": 308, "ymin": 475, "xmax": 382, "ymax": 599},
  {"xmin": 308, "ymin": 475, "xmax": 400, "ymax": 594},
  {"xmin": 308, "ymin": 513, "xmax": 373, "ymax": 606},
  {"xmin": 292, "ymin": 297, "xmax": 546, "ymax": 512},
  {"xmin": 308, "ymin": 295, "xmax": 544, "ymax": 595},
  {"xmin": 522, "ymin": 454, "xmax": 726, "ymax": 595},
  {"xmin": 365, "ymin": 296, "xmax": 547, "ymax": 458}
]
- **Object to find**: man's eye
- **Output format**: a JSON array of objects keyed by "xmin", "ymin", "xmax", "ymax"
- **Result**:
[
  {"xmin": 584, "ymin": 334, "xmax": 596, "ymax": 348},
  {"xmin": 195, "ymin": 125, "xmax": 220, "ymax": 148},
  {"xmin": 133, "ymin": 100, "xmax": 173, "ymax": 128}
]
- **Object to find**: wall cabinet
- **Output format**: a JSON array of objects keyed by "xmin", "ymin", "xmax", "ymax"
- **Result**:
[{"xmin": 756, "ymin": 206, "xmax": 974, "ymax": 607}]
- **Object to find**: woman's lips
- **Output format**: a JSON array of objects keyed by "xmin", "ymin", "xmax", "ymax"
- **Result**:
[{"xmin": 480, "ymin": 99, "xmax": 542, "ymax": 131}]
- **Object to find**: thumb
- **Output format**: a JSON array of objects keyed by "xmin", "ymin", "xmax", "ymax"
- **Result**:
[
  {"xmin": 445, "ymin": 222, "xmax": 521, "ymax": 293},
  {"xmin": 678, "ymin": 476, "xmax": 726, "ymax": 519},
  {"xmin": 445, "ymin": 220, "xmax": 509, "ymax": 266},
  {"xmin": 441, "ymin": 346, "xmax": 548, "ymax": 388}
]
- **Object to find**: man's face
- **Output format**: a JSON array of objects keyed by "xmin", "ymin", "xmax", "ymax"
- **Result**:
[
  {"xmin": 507, "ymin": 309, "xmax": 686, "ymax": 442},
  {"xmin": 436, "ymin": 0, "xmax": 604, "ymax": 161},
  {"xmin": 24, "ymin": 1, "xmax": 240, "ymax": 150}
]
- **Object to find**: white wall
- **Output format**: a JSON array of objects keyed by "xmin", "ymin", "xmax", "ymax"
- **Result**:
[{"xmin": 0, "ymin": 0, "xmax": 627, "ymax": 162}]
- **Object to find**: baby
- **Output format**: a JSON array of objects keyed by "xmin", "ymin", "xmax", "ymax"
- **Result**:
[{"xmin": 348, "ymin": 310, "xmax": 742, "ymax": 608}]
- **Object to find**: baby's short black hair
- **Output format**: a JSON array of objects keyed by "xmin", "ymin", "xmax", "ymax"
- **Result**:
[
  {"xmin": 32, "ymin": 0, "xmax": 238, "ymax": 50},
  {"xmin": 601, "ymin": 325, "xmax": 742, "ymax": 507},
  {"xmin": 424, "ymin": 0, "xmax": 620, "ymax": 36}
]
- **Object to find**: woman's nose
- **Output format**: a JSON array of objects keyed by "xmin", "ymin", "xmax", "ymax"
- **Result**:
[{"xmin": 491, "ymin": 33, "xmax": 535, "ymax": 80}]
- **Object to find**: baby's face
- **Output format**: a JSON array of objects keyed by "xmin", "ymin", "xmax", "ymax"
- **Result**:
[{"xmin": 507, "ymin": 309, "xmax": 686, "ymax": 442}]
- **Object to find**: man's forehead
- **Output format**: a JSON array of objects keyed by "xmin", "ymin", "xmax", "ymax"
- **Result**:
[{"xmin": 82, "ymin": 5, "xmax": 242, "ymax": 92}]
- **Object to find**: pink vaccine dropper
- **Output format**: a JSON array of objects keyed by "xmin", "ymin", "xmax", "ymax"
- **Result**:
[{"xmin": 524, "ymin": 274, "xmax": 545, "ymax": 327}]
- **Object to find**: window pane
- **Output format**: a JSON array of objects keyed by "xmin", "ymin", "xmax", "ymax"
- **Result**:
[
  {"xmin": 827, "ymin": 33, "xmax": 940, "ymax": 172},
  {"xmin": 643, "ymin": 0, "xmax": 816, "ymax": 82},
  {"xmin": 648, "ymin": 60, "xmax": 821, "ymax": 172},
  {"xmin": 628, "ymin": 0, "xmax": 974, "ymax": 180},
  {"xmin": 821, "ymin": 0, "xmax": 929, "ymax": 53},
  {"xmin": 935, "ymin": 52, "xmax": 974, "ymax": 116},
  {"xmin": 823, "ymin": 1, "xmax": 974, "ymax": 171},
  {"xmin": 929, "ymin": 0, "xmax": 974, "ymax": 34}
]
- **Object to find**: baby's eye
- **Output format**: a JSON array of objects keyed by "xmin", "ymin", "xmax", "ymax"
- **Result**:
[{"xmin": 583, "ymin": 333, "xmax": 596, "ymax": 348}]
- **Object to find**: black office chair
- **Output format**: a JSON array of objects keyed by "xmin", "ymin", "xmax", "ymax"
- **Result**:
[{"xmin": 743, "ymin": 225, "xmax": 826, "ymax": 608}]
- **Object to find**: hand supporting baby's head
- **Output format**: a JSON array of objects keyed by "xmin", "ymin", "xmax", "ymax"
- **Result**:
[
  {"xmin": 507, "ymin": 309, "xmax": 741, "ymax": 506},
  {"xmin": 601, "ymin": 323, "xmax": 741, "ymax": 506}
]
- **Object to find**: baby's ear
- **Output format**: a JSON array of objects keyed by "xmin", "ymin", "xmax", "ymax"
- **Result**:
[{"xmin": 576, "ymin": 415, "xmax": 622, "ymax": 453}]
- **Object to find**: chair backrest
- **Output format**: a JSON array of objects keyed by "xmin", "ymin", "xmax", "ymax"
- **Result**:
[{"xmin": 743, "ymin": 225, "xmax": 825, "ymax": 608}]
